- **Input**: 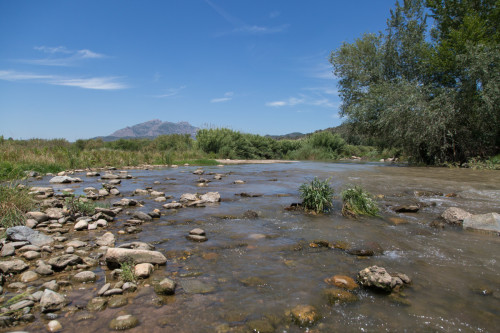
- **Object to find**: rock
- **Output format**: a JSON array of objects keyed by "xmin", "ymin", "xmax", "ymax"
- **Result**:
[
  {"xmin": 35, "ymin": 260, "xmax": 54, "ymax": 275},
  {"xmin": 200, "ymin": 192, "xmax": 221, "ymax": 203},
  {"xmin": 87, "ymin": 297, "xmax": 107, "ymax": 312},
  {"xmin": 0, "ymin": 243, "xmax": 15, "ymax": 257},
  {"xmin": 8, "ymin": 281, "xmax": 26, "ymax": 289},
  {"xmin": 42, "ymin": 280, "xmax": 60, "ymax": 291},
  {"xmin": 246, "ymin": 318, "xmax": 275, "ymax": 333},
  {"xmin": 26, "ymin": 211, "xmax": 49, "ymax": 223},
  {"xmin": 148, "ymin": 210, "xmax": 161, "ymax": 218},
  {"xmin": 45, "ymin": 208, "xmax": 65, "ymax": 219},
  {"xmin": 72, "ymin": 271, "xmax": 97, "ymax": 283},
  {"xmin": 190, "ymin": 228, "xmax": 205, "ymax": 236},
  {"xmin": 40, "ymin": 289, "xmax": 66, "ymax": 313},
  {"xmin": 234, "ymin": 180, "xmax": 246, "ymax": 184},
  {"xmin": 357, "ymin": 266, "xmax": 411, "ymax": 293},
  {"xmin": 186, "ymin": 234, "xmax": 208, "ymax": 242},
  {"xmin": 103, "ymin": 288, "xmax": 123, "ymax": 296},
  {"xmin": 163, "ymin": 202, "xmax": 183, "ymax": 209},
  {"xmin": 288, "ymin": 305, "xmax": 321, "ymax": 327},
  {"xmin": 9, "ymin": 299, "xmax": 35, "ymax": 311},
  {"xmin": 134, "ymin": 263, "xmax": 154, "ymax": 278},
  {"xmin": 105, "ymin": 248, "xmax": 167, "ymax": 267},
  {"xmin": 133, "ymin": 211, "xmax": 153, "ymax": 221},
  {"xmin": 20, "ymin": 270, "xmax": 39, "ymax": 283},
  {"xmin": 86, "ymin": 172, "xmax": 100, "ymax": 177},
  {"xmin": 179, "ymin": 279, "xmax": 214, "ymax": 294},
  {"xmin": 324, "ymin": 275, "xmax": 359, "ymax": 290},
  {"xmin": 441, "ymin": 207, "xmax": 472, "ymax": 225},
  {"xmin": 25, "ymin": 219, "xmax": 39, "ymax": 229},
  {"xmin": 96, "ymin": 232, "xmax": 116, "ymax": 247},
  {"xmin": 134, "ymin": 189, "xmax": 149, "ymax": 195},
  {"xmin": 150, "ymin": 191, "xmax": 164, "ymax": 197},
  {"xmin": 0, "ymin": 259, "xmax": 29, "ymax": 274},
  {"xmin": 154, "ymin": 277, "xmax": 176, "ymax": 295},
  {"xmin": 108, "ymin": 295, "xmax": 128, "ymax": 308},
  {"xmin": 463, "ymin": 213, "xmax": 500, "ymax": 235},
  {"xmin": 193, "ymin": 169, "xmax": 204, "ymax": 175},
  {"xmin": 74, "ymin": 220, "xmax": 89, "ymax": 231},
  {"xmin": 109, "ymin": 314, "xmax": 139, "ymax": 330},
  {"xmin": 66, "ymin": 240, "xmax": 87, "ymax": 248},
  {"xmin": 47, "ymin": 254, "xmax": 83, "ymax": 271},
  {"xmin": 6, "ymin": 226, "xmax": 54, "ymax": 246},
  {"xmin": 122, "ymin": 282, "xmax": 137, "ymax": 292},
  {"xmin": 101, "ymin": 173, "xmax": 120, "ymax": 180},
  {"xmin": 99, "ymin": 189, "xmax": 109, "ymax": 196},
  {"xmin": 243, "ymin": 210, "xmax": 259, "ymax": 219},
  {"xmin": 47, "ymin": 319, "xmax": 63, "ymax": 332},
  {"xmin": 118, "ymin": 242, "xmax": 155, "ymax": 251},
  {"xmin": 180, "ymin": 193, "xmax": 198, "ymax": 202},
  {"xmin": 113, "ymin": 198, "xmax": 138, "ymax": 207},
  {"xmin": 154, "ymin": 197, "xmax": 167, "ymax": 202},
  {"xmin": 393, "ymin": 205, "xmax": 419, "ymax": 213},
  {"xmin": 49, "ymin": 176, "xmax": 82, "ymax": 183},
  {"xmin": 110, "ymin": 188, "xmax": 120, "ymax": 195},
  {"xmin": 323, "ymin": 288, "xmax": 358, "ymax": 304}
]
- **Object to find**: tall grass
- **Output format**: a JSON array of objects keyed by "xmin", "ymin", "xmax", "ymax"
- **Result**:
[
  {"xmin": 341, "ymin": 185, "xmax": 379, "ymax": 217},
  {"xmin": 0, "ymin": 183, "xmax": 36, "ymax": 228},
  {"xmin": 299, "ymin": 177, "xmax": 335, "ymax": 213}
]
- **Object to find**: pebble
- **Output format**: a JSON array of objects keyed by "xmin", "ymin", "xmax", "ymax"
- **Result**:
[{"xmin": 47, "ymin": 319, "xmax": 63, "ymax": 332}]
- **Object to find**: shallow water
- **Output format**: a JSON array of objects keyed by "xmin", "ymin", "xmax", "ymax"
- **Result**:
[{"xmin": 17, "ymin": 162, "xmax": 500, "ymax": 332}]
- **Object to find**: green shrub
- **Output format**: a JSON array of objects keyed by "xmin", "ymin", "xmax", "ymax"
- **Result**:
[
  {"xmin": 65, "ymin": 195, "xmax": 96, "ymax": 216},
  {"xmin": 299, "ymin": 177, "xmax": 335, "ymax": 213},
  {"xmin": 341, "ymin": 185, "xmax": 379, "ymax": 217},
  {"xmin": 0, "ymin": 184, "xmax": 36, "ymax": 228},
  {"xmin": 120, "ymin": 261, "xmax": 136, "ymax": 282}
]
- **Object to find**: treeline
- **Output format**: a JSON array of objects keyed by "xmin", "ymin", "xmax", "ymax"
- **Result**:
[
  {"xmin": 330, "ymin": 0, "xmax": 500, "ymax": 164},
  {"xmin": 0, "ymin": 130, "xmax": 384, "ymax": 180}
]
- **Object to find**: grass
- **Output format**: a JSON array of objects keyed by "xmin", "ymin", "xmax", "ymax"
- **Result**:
[
  {"xmin": 0, "ymin": 183, "xmax": 36, "ymax": 228},
  {"xmin": 299, "ymin": 177, "xmax": 335, "ymax": 214},
  {"xmin": 341, "ymin": 185, "xmax": 379, "ymax": 218},
  {"xmin": 120, "ymin": 261, "xmax": 136, "ymax": 282},
  {"xmin": 65, "ymin": 195, "xmax": 98, "ymax": 216}
]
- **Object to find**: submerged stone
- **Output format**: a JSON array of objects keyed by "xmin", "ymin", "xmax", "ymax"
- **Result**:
[{"xmin": 109, "ymin": 314, "xmax": 139, "ymax": 330}]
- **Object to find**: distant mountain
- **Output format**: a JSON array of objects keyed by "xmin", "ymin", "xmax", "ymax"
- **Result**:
[
  {"xmin": 98, "ymin": 119, "xmax": 199, "ymax": 141},
  {"xmin": 266, "ymin": 132, "xmax": 306, "ymax": 140}
]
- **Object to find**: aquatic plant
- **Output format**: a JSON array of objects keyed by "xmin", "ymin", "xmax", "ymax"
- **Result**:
[
  {"xmin": 65, "ymin": 195, "xmax": 97, "ymax": 216},
  {"xmin": 120, "ymin": 261, "xmax": 136, "ymax": 282},
  {"xmin": 299, "ymin": 177, "xmax": 334, "ymax": 213},
  {"xmin": 341, "ymin": 185, "xmax": 379, "ymax": 217}
]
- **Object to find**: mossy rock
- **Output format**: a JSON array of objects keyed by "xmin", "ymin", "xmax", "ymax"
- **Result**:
[
  {"xmin": 287, "ymin": 304, "xmax": 321, "ymax": 327},
  {"xmin": 109, "ymin": 314, "xmax": 139, "ymax": 330},
  {"xmin": 323, "ymin": 288, "xmax": 358, "ymax": 304},
  {"xmin": 86, "ymin": 297, "xmax": 107, "ymax": 312}
]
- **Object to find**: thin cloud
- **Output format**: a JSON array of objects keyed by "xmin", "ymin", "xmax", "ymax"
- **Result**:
[
  {"xmin": 205, "ymin": 0, "xmax": 288, "ymax": 35},
  {"xmin": 266, "ymin": 97, "xmax": 305, "ymax": 107},
  {"xmin": 18, "ymin": 46, "xmax": 106, "ymax": 66},
  {"xmin": 0, "ymin": 69, "xmax": 127, "ymax": 90},
  {"xmin": 266, "ymin": 94, "xmax": 337, "ymax": 109},
  {"xmin": 211, "ymin": 91, "xmax": 234, "ymax": 103},
  {"xmin": 155, "ymin": 85, "xmax": 187, "ymax": 98}
]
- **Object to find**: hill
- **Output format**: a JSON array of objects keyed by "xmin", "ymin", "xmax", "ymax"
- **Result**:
[{"xmin": 98, "ymin": 119, "xmax": 198, "ymax": 141}]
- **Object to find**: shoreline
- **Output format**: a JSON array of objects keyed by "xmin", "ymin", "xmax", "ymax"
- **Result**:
[{"xmin": 215, "ymin": 159, "xmax": 298, "ymax": 164}]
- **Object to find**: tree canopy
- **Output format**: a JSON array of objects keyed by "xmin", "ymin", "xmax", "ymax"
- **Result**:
[{"xmin": 330, "ymin": 0, "xmax": 499, "ymax": 164}]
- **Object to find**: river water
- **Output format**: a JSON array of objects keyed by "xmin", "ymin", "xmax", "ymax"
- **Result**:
[{"xmin": 20, "ymin": 162, "xmax": 500, "ymax": 332}]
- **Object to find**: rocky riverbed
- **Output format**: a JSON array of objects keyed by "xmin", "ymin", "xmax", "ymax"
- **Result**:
[{"xmin": 0, "ymin": 162, "xmax": 499, "ymax": 332}]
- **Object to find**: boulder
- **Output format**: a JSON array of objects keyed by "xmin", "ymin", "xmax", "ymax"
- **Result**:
[
  {"xmin": 0, "ymin": 259, "xmax": 29, "ymax": 274},
  {"xmin": 0, "ymin": 244, "xmax": 15, "ymax": 257},
  {"xmin": 163, "ymin": 202, "xmax": 183, "ymax": 209},
  {"xmin": 47, "ymin": 254, "xmax": 83, "ymax": 271},
  {"xmin": 441, "ymin": 207, "xmax": 472, "ymax": 225},
  {"xmin": 96, "ymin": 232, "xmax": 116, "ymax": 247},
  {"xmin": 109, "ymin": 314, "xmax": 139, "ymax": 330},
  {"xmin": 20, "ymin": 270, "xmax": 39, "ymax": 283},
  {"xmin": 26, "ymin": 211, "xmax": 49, "ymax": 223},
  {"xmin": 134, "ymin": 263, "xmax": 154, "ymax": 278},
  {"xmin": 200, "ymin": 192, "xmax": 221, "ymax": 203},
  {"xmin": 6, "ymin": 226, "xmax": 54, "ymax": 246},
  {"xmin": 288, "ymin": 305, "xmax": 321, "ymax": 327},
  {"xmin": 180, "ymin": 193, "xmax": 198, "ymax": 202},
  {"xmin": 357, "ymin": 266, "xmax": 411, "ymax": 292},
  {"xmin": 105, "ymin": 248, "xmax": 167, "ymax": 266},
  {"xmin": 463, "ymin": 213, "xmax": 500, "ymax": 235},
  {"xmin": 72, "ymin": 271, "xmax": 97, "ymax": 283},
  {"xmin": 118, "ymin": 241, "xmax": 154, "ymax": 251},
  {"xmin": 45, "ymin": 208, "xmax": 65, "ymax": 219},
  {"xmin": 49, "ymin": 176, "xmax": 82, "ymax": 183},
  {"xmin": 324, "ymin": 275, "xmax": 359, "ymax": 290},
  {"xmin": 74, "ymin": 220, "xmax": 89, "ymax": 231},
  {"xmin": 154, "ymin": 277, "xmax": 176, "ymax": 295},
  {"xmin": 133, "ymin": 211, "xmax": 153, "ymax": 221},
  {"xmin": 40, "ymin": 289, "xmax": 66, "ymax": 313}
]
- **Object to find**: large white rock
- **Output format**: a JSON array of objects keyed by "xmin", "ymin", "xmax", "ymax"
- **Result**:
[
  {"xmin": 105, "ymin": 248, "xmax": 167, "ymax": 266},
  {"xmin": 463, "ymin": 213, "xmax": 500, "ymax": 235}
]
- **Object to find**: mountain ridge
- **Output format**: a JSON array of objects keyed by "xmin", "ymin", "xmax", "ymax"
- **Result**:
[{"xmin": 97, "ymin": 119, "xmax": 199, "ymax": 141}]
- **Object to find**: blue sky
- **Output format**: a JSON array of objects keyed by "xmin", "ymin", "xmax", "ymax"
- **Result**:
[{"xmin": 0, "ymin": 0, "xmax": 395, "ymax": 141}]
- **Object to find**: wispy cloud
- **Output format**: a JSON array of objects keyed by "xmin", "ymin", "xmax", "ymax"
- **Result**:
[
  {"xmin": 205, "ymin": 0, "xmax": 288, "ymax": 35},
  {"xmin": 266, "ymin": 92, "xmax": 338, "ymax": 109},
  {"xmin": 18, "ymin": 46, "xmax": 107, "ymax": 66},
  {"xmin": 0, "ymin": 70, "xmax": 127, "ymax": 90},
  {"xmin": 155, "ymin": 85, "xmax": 187, "ymax": 98},
  {"xmin": 211, "ymin": 91, "xmax": 233, "ymax": 103}
]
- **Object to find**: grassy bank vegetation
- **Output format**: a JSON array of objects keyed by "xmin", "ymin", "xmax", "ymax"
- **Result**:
[
  {"xmin": 0, "ymin": 130, "xmax": 383, "ymax": 181},
  {"xmin": 0, "ymin": 183, "xmax": 36, "ymax": 228}
]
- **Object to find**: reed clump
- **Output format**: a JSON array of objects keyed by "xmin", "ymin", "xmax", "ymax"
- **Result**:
[
  {"xmin": 299, "ymin": 177, "xmax": 335, "ymax": 214},
  {"xmin": 341, "ymin": 185, "xmax": 379, "ymax": 218}
]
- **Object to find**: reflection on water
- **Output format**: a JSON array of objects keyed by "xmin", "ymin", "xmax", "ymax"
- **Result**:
[{"xmin": 22, "ymin": 162, "xmax": 500, "ymax": 332}]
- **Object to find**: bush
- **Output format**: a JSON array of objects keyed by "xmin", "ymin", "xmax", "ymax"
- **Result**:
[
  {"xmin": 341, "ymin": 185, "xmax": 379, "ymax": 217},
  {"xmin": 299, "ymin": 177, "xmax": 335, "ymax": 213},
  {"xmin": 65, "ymin": 195, "xmax": 97, "ymax": 216},
  {"xmin": 120, "ymin": 261, "xmax": 136, "ymax": 282}
]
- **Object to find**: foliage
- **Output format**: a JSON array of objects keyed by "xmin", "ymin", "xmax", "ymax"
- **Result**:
[
  {"xmin": 0, "ymin": 184, "xmax": 36, "ymax": 228},
  {"xmin": 299, "ymin": 177, "xmax": 335, "ymax": 213},
  {"xmin": 65, "ymin": 195, "xmax": 97, "ymax": 216},
  {"xmin": 330, "ymin": 0, "xmax": 500, "ymax": 164},
  {"xmin": 120, "ymin": 261, "xmax": 136, "ymax": 282},
  {"xmin": 341, "ymin": 185, "xmax": 379, "ymax": 218}
]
